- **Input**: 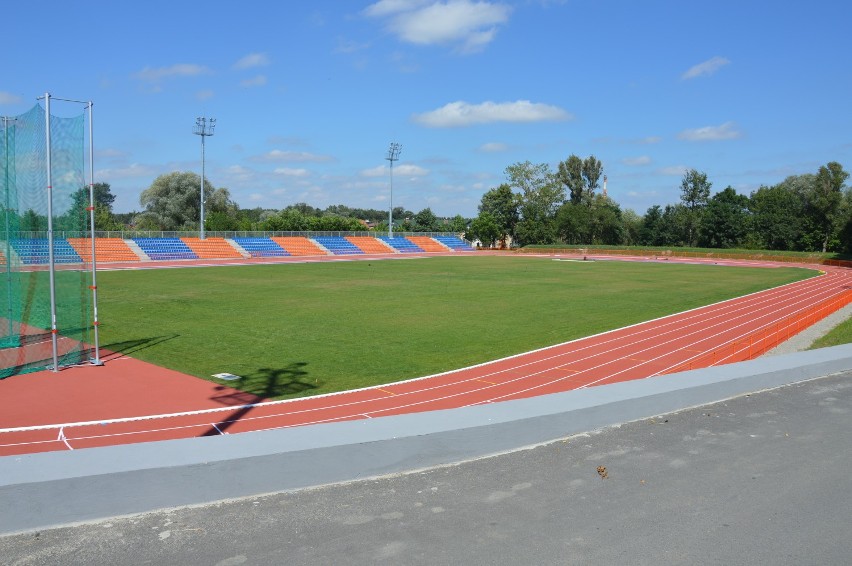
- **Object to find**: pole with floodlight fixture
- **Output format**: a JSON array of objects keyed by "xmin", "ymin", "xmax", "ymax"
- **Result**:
[
  {"xmin": 386, "ymin": 142, "xmax": 401, "ymax": 238},
  {"xmin": 193, "ymin": 117, "xmax": 215, "ymax": 240}
]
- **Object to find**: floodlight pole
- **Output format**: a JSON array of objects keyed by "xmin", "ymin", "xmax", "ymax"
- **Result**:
[
  {"xmin": 386, "ymin": 142, "xmax": 401, "ymax": 238},
  {"xmin": 193, "ymin": 117, "xmax": 215, "ymax": 240}
]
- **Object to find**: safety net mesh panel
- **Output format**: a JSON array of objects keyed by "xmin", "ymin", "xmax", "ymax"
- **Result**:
[{"xmin": 0, "ymin": 103, "xmax": 93, "ymax": 378}]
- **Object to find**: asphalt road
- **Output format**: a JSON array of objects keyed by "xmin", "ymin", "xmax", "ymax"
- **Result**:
[{"xmin": 2, "ymin": 372, "xmax": 850, "ymax": 565}]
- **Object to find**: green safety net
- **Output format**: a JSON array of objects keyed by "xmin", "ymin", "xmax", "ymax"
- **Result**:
[{"xmin": 0, "ymin": 103, "xmax": 93, "ymax": 378}]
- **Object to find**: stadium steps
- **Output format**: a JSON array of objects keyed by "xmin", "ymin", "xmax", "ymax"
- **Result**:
[
  {"xmin": 406, "ymin": 236, "xmax": 449, "ymax": 252},
  {"xmin": 67, "ymin": 238, "xmax": 141, "ymax": 263},
  {"xmin": 181, "ymin": 237, "xmax": 245, "ymax": 259},
  {"xmin": 345, "ymin": 236, "xmax": 395, "ymax": 254},
  {"xmin": 132, "ymin": 238, "xmax": 199, "ymax": 261},
  {"xmin": 231, "ymin": 237, "xmax": 290, "ymax": 257},
  {"xmin": 271, "ymin": 236, "xmax": 328, "ymax": 256},
  {"xmin": 378, "ymin": 236, "xmax": 424, "ymax": 253},
  {"xmin": 124, "ymin": 239, "xmax": 151, "ymax": 261}
]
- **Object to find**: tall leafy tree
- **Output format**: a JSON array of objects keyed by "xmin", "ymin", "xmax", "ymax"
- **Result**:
[
  {"xmin": 557, "ymin": 154, "xmax": 602, "ymax": 205},
  {"xmin": 679, "ymin": 169, "xmax": 711, "ymax": 246},
  {"xmin": 698, "ymin": 186, "xmax": 749, "ymax": 248},
  {"xmin": 557, "ymin": 155, "xmax": 584, "ymax": 204},
  {"xmin": 468, "ymin": 212, "xmax": 501, "ymax": 247},
  {"xmin": 747, "ymin": 184, "xmax": 804, "ymax": 250},
  {"xmin": 808, "ymin": 162, "xmax": 849, "ymax": 252},
  {"xmin": 138, "ymin": 171, "xmax": 207, "ymax": 230},
  {"xmin": 505, "ymin": 161, "xmax": 564, "ymax": 245},
  {"xmin": 478, "ymin": 183, "xmax": 520, "ymax": 244}
]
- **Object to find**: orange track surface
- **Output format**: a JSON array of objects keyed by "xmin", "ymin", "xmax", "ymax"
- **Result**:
[{"xmin": 1, "ymin": 254, "xmax": 848, "ymax": 456}]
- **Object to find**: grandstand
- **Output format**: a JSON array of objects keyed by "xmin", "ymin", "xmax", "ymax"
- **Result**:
[
  {"xmin": 312, "ymin": 236, "xmax": 364, "ymax": 255},
  {"xmin": 181, "ymin": 237, "xmax": 244, "ymax": 259},
  {"xmin": 11, "ymin": 238, "xmax": 83, "ymax": 264},
  {"xmin": 406, "ymin": 236, "xmax": 448, "ymax": 252},
  {"xmin": 231, "ymin": 237, "xmax": 289, "ymax": 257},
  {"xmin": 132, "ymin": 238, "xmax": 198, "ymax": 261},
  {"xmin": 346, "ymin": 236, "xmax": 394, "ymax": 254},
  {"xmin": 67, "ymin": 238, "xmax": 140, "ymax": 263},
  {"xmin": 434, "ymin": 235, "xmax": 476, "ymax": 251},
  {"xmin": 378, "ymin": 236, "xmax": 424, "ymax": 253},
  {"xmin": 271, "ymin": 236, "xmax": 326, "ymax": 256}
]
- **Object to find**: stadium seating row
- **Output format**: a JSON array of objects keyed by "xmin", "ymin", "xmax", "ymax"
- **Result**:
[{"xmin": 3, "ymin": 235, "xmax": 475, "ymax": 264}]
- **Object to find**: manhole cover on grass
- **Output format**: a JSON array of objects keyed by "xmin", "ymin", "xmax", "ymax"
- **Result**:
[{"xmin": 212, "ymin": 373, "xmax": 242, "ymax": 381}]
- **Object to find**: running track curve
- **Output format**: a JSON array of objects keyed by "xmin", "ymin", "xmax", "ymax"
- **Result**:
[{"xmin": 2, "ymin": 253, "xmax": 851, "ymax": 456}]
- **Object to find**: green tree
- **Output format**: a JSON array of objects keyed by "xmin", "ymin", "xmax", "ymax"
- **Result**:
[
  {"xmin": 505, "ymin": 161, "xmax": 564, "ymax": 245},
  {"xmin": 747, "ymin": 184, "xmax": 804, "ymax": 250},
  {"xmin": 557, "ymin": 154, "xmax": 602, "ymax": 205},
  {"xmin": 447, "ymin": 214, "xmax": 467, "ymax": 233},
  {"xmin": 679, "ymin": 169, "xmax": 711, "ymax": 246},
  {"xmin": 698, "ymin": 186, "xmax": 750, "ymax": 248},
  {"xmin": 639, "ymin": 205, "xmax": 664, "ymax": 246},
  {"xmin": 479, "ymin": 183, "xmax": 520, "ymax": 245},
  {"xmin": 621, "ymin": 209, "xmax": 643, "ymax": 245},
  {"xmin": 557, "ymin": 155, "xmax": 584, "ymax": 204},
  {"xmin": 413, "ymin": 208, "xmax": 438, "ymax": 232},
  {"xmin": 138, "ymin": 171, "xmax": 222, "ymax": 230},
  {"xmin": 808, "ymin": 162, "xmax": 849, "ymax": 252},
  {"xmin": 468, "ymin": 212, "xmax": 501, "ymax": 248}
]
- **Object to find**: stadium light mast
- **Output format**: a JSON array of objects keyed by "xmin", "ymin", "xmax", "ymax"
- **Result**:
[
  {"xmin": 193, "ymin": 117, "xmax": 215, "ymax": 240},
  {"xmin": 386, "ymin": 142, "xmax": 401, "ymax": 238}
]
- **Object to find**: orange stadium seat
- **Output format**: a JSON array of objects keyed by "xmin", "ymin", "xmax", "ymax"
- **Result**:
[
  {"xmin": 66, "ymin": 238, "xmax": 141, "ymax": 262},
  {"xmin": 180, "ymin": 237, "xmax": 244, "ymax": 259},
  {"xmin": 271, "ymin": 236, "xmax": 328, "ymax": 256}
]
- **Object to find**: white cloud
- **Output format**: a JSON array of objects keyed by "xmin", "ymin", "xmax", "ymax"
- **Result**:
[
  {"xmin": 95, "ymin": 163, "xmax": 158, "ymax": 180},
  {"xmin": 413, "ymin": 100, "xmax": 571, "ymax": 127},
  {"xmin": 240, "ymin": 75, "xmax": 267, "ymax": 88},
  {"xmin": 273, "ymin": 167, "xmax": 310, "ymax": 177},
  {"xmin": 233, "ymin": 52, "xmax": 270, "ymax": 70},
  {"xmin": 681, "ymin": 56, "xmax": 730, "ymax": 80},
  {"xmin": 658, "ymin": 165, "xmax": 689, "ymax": 176},
  {"xmin": 479, "ymin": 142, "xmax": 508, "ymax": 152},
  {"xmin": 133, "ymin": 64, "xmax": 210, "ymax": 82},
  {"xmin": 366, "ymin": 0, "xmax": 511, "ymax": 52},
  {"xmin": 622, "ymin": 155, "xmax": 651, "ymax": 166},
  {"xmin": 360, "ymin": 163, "xmax": 428, "ymax": 177},
  {"xmin": 249, "ymin": 150, "xmax": 334, "ymax": 163},
  {"xmin": 361, "ymin": 165, "xmax": 388, "ymax": 177},
  {"xmin": 638, "ymin": 136, "xmax": 662, "ymax": 144},
  {"xmin": 678, "ymin": 121, "xmax": 742, "ymax": 141},
  {"xmin": 396, "ymin": 164, "xmax": 429, "ymax": 176},
  {"xmin": 0, "ymin": 91, "xmax": 22, "ymax": 105},
  {"xmin": 196, "ymin": 89, "xmax": 214, "ymax": 101}
]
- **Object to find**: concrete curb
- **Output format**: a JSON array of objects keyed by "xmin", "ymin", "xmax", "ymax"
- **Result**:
[{"xmin": 2, "ymin": 344, "xmax": 852, "ymax": 535}]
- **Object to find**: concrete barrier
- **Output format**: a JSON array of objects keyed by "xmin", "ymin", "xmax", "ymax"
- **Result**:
[{"xmin": 2, "ymin": 344, "xmax": 852, "ymax": 535}]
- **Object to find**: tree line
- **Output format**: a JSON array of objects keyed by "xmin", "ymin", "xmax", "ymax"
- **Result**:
[{"xmin": 468, "ymin": 156, "xmax": 852, "ymax": 254}]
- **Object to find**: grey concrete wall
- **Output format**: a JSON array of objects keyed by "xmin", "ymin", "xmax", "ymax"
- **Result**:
[{"xmin": 2, "ymin": 344, "xmax": 852, "ymax": 535}]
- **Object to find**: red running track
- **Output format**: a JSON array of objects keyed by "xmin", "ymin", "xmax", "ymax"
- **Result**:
[{"xmin": 1, "ymin": 256, "xmax": 850, "ymax": 456}]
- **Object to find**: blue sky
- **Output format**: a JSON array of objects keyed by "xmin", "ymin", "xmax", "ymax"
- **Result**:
[{"xmin": 2, "ymin": 0, "xmax": 850, "ymax": 218}]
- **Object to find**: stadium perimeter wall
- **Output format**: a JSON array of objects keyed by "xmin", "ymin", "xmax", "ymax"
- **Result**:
[{"xmin": 2, "ymin": 344, "xmax": 852, "ymax": 535}]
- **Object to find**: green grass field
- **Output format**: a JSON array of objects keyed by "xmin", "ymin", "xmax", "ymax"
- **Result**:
[{"xmin": 96, "ymin": 256, "xmax": 814, "ymax": 400}]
